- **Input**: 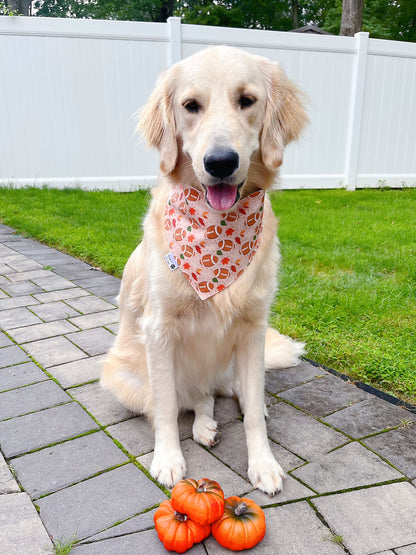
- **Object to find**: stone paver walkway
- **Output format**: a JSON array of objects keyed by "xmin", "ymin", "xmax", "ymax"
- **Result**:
[{"xmin": 1, "ymin": 222, "xmax": 416, "ymax": 554}]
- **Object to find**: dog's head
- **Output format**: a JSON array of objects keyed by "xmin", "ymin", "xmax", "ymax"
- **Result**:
[{"xmin": 139, "ymin": 46, "xmax": 307, "ymax": 211}]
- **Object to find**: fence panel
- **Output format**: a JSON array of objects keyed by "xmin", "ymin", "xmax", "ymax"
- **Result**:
[{"xmin": 0, "ymin": 16, "xmax": 415, "ymax": 190}]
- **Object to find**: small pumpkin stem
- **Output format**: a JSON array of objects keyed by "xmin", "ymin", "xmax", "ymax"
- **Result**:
[
  {"xmin": 174, "ymin": 511, "xmax": 188, "ymax": 522},
  {"xmin": 234, "ymin": 502, "xmax": 248, "ymax": 516},
  {"xmin": 196, "ymin": 479, "xmax": 208, "ymax": 493}
]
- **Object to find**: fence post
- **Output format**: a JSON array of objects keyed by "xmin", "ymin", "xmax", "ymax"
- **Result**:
[
  {"xmin": 167, "ymin": 17, "xmax": 182, "ymax": 67},
  {"xmin": 344, "ymin": 31, "xmax": 369, "ymax": 191}
]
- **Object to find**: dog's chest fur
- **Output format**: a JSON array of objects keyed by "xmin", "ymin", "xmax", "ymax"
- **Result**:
[{"xmin": 132, "ymin": 183, "xmax": 280, "ymax": 400}]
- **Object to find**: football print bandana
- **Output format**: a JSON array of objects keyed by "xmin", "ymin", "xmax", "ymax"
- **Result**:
[{"xmin": 164, "ymin": 185, "xmax": 265, "ymax": 300}]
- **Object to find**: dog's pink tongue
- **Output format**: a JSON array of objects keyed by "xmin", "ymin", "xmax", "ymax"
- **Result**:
[{"xmin": 207, "ymin": 184, "xmax": 238, "ymax": 211}]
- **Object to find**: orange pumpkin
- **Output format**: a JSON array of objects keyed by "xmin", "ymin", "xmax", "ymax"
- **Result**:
[
  {"xmin": 171, "ymin": 478, "xmax": 225, "ymax": 525},
  {"xmin": 211, "ymin": 496, "xmax": 266, "ymax": 551},
  {"xmin": 154, "ymin": 499, "xmax": 210, "ymax": 553}
]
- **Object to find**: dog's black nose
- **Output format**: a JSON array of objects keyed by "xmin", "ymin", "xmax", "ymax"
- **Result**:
[{"xmin": 204, "ymin": 149, "xmax": 239, "ymax": 179}]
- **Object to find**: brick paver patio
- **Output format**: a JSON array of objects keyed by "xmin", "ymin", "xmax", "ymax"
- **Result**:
[{"xmin": 0, "ymin": 223, "xmax": 415, "ymax": 554}]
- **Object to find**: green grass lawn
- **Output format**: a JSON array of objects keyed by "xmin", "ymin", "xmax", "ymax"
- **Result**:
[{"xmin": 0, "ymin": 186, "xmax": 415, "ymax": 405}]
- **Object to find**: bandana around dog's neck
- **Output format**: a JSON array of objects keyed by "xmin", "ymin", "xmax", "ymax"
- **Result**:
[{"xmin": 164, "ymin": 185, "xmax": 265, "ymax": 300}]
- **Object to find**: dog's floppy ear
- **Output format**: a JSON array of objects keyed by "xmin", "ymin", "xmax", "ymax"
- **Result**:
[
  {"xmin": 138, "ymin": 69, "xmax": 178, "ymax": 175},
  {"xmin": 260, "ymin": 61, "xmax": 308, "ymax": 171}
]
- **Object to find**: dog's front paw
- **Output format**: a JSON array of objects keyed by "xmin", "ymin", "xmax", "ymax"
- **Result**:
[
  {"xmin": 248, "ymin": 456, "xmax": 286, "ymax": 497},
  {"xmin": 193, "ymin": 415, "xmax": 219, "ymax": 447},
  {"xmin": 150, "ymin": 451, "xmax": 186, "ymax": 489}
]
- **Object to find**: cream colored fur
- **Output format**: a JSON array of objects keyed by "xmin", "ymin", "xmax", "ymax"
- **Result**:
[{"xmin": 101, "ymin": 46, "xmax": 307, "ymax": 496}]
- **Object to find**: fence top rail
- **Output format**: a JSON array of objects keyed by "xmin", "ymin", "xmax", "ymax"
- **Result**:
[
  {"xmin": 368, "ymin": 37, "xmax": 416, "ymax": 59},
  {"xmin": 181, "ymin": 22, "xmax": 356, "ymax": 54},
  {"xmin": 0, "ymin": 15, "xmax": 167, "ymax": 42}
]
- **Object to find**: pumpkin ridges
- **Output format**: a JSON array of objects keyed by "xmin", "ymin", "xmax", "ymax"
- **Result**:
[
  {"xmin": 154, "ymin": 499, "xmax": 210, "ymax": 553},
  {"xmin": 211, "ymin": 496, "xmax": 266, "ymax": 551},
  {"xmin": 188, "ymin": 518, "xmax": 211, "ymax": 544},
  {"xmin": 171, "ymin": 520, "xmax": 192, "ymax": 553},
  {"xmin": 171, "ymin": 478, "xmax": 225, "ymax": 525}
]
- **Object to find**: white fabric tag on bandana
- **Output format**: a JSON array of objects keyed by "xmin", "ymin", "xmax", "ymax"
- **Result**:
[
  {"xmin": 165, "ymin": 185, "xmax": 265, "ymax": 300},
  {"xmin": 164, "ymin": 252, "xmax": 179, "ymax": 271}
]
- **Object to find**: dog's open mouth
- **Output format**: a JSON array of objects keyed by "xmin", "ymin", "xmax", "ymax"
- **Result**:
[{"xmin": 204, "ymin": 182, "xmax": 244, "ymax": 211}]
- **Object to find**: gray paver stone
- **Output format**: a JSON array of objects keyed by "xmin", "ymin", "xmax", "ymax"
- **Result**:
[
  {"xmin": 31, "ymin": 274, "xmax": 74, "ymax": 291},
  {"xmin": 266, "ymin": 402, "xmax": 348, "ymax": 460},
  {"xmin": 313, "ymin": 482, "xmax": 416, "ymax": 555},
  {"xmin": 87, "ymin": 283, "xmax": 121, "ymax": 297},
  {"xmin": 0, "ymin": 379, "xmax": 70, "ymax": 420},
  {"xmin": 3, "ymin": 257, "xmax": 42, "ymax": 272},
  {"xmin": 65, "ymin": 295, "xmax": 116, "ymax": 314},
  {"xmin": 364, "ymin": 424, "xmax": 416, "ymax": 479},
  {"xmin": 0, "ymin": 344, "xmax": 30, "ymax": 368},
  {"xmin": 214, "ymin": 395, "xmax": 241, "ymax": 425},
  {"xmin": 8, "ymin": 319, "xmax": 79, "ymax": 344},
  {"xmin": 45, "ymin": 260, "xmax": 91, "ymax": 272},
  {"xmin": 29, "ymin": 300, "xmax": 80, "ymax": 322},
  {"xmin": 0, "ymin": 294, "xmax": 40, "ymax": 310},
  {"xmin": 13, "ymin": 246, "xmax": 54, "ymax": 256},
  {"xmin": 4, "ymin": 269, "xmax": 52, "ymax": 283},
  {"xmin": 0, "ymin": 332, "xmax": 13, "ymax": 347},
  {"xmin": 83, "ymin": 508, "xmax": 157, "ymax": 543},
  {"xmin": 292, "ymin": 441, "xmax": 403, "ymax": 493},
  {"xmin": 73, "ymin": 529, "xmax": 206, "ymax": 554},
  {"xmin": 37, "ymin": 463, "xmax": 166, "ymax": 541},
  {"xmin": 31, "ymin": 252, "xmax": 77, "ymax": 265},
  {"xmin": 0, "ymin": 307, "xmax": 42, "ymax": 329},
  {"xmin": 69, "ymin": 381, "xmax": 133, "ymax": 425},
  {"xmin": 33, "ymin": 287, "xmax": 90, "ymax": 303},
  {"xmin": 11, "ymin": 431, "xmax": 128, "ymax": 499},
  {"xmin": 0, "ymin": 451, "xmax": 19, "ymax": 493},
  {"xmin": 0, "ymin": 492, "xmax": 53, "ymax": 554},
  {"xmin": 0, "ymin": 402, "xmax": 99, "ymax": 457},
  {"xmin": 278, "ymin": 374, "xmax": 369, "ymax": 417},
  {"xmin": 48, "ymin": 354, "xmax": 104, "ymax": 388},
  {"xmin": 0, "ymin": 280, "xmax": 44, "ymax": 296},
  {"xmin": 0, "ymin": 362, "xmax": 48, "ymax": 392},
  {"xmin": 5, "ymin": 238, "xmax": 43, "ymax": 252},
  {"xmin": 23, "ymin": 335, "xmax": 87, "ymax": 367},
  {"xmin": 138, "ymin": 438, "xmax": 251, "ymax": 499},
  {"xmin": 73, "ymin": 275, "xmax": 121, "ymax": 289},
  {"xmin": 55, "ymin": 268, "xmax": 104, "ymax": 281},
  {"xmin": 323, "ymin": 397, "xmax": 416, "ymax": 438},
  {"xmin": 69, "ymin": 309, "xmax": 119, "ymax": 330},
  {"xmin": 265, "ymin": 361, "xmax": 327, "ymax": 393},
  {"xmin": 67, "ymin": 327, "xmax": 115, "ymax": 356},
  {"xmin": 106, "ymin": 417, "xmax": 156, "ymax": 456},
  {"xmin": 204, "ymin": 501, "xmax": 345, "ymax": 554}
]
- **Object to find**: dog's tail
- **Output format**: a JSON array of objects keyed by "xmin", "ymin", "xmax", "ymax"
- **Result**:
[{"xmin": 264, "ymin": 328, "xmax": 305, "ymax": 370}]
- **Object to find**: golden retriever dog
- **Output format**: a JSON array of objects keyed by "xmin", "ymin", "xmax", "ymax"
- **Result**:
[{"xmin": 101, "ymin": 46, "xmax": 307, "ymax": 496}]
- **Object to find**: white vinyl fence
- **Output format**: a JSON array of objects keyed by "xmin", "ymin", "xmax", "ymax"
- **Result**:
[{"xmin": 1, "ymin": 16, "xmax": 416, "ymax": 191}]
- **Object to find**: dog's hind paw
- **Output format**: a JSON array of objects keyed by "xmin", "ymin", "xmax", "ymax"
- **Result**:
[
  {"xmin": 150, "ymin": 452, "xmax": 186, "ymax": 489},
  {"xmin": 192, "ymin": 415, "xmax": 219, "ymax": 447},
  {"xmin": 248, "ymin": 456, "xmax": 286, "ymax": 497}
]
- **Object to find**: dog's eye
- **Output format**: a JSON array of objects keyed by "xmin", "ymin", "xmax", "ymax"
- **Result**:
[
  {"xmin": 239, "ymin": 95, "xmax": 256, "ymax": 109},
  {"xmin": 183, "ymin": 100, "xmax": 201, "ymax": 113}
]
